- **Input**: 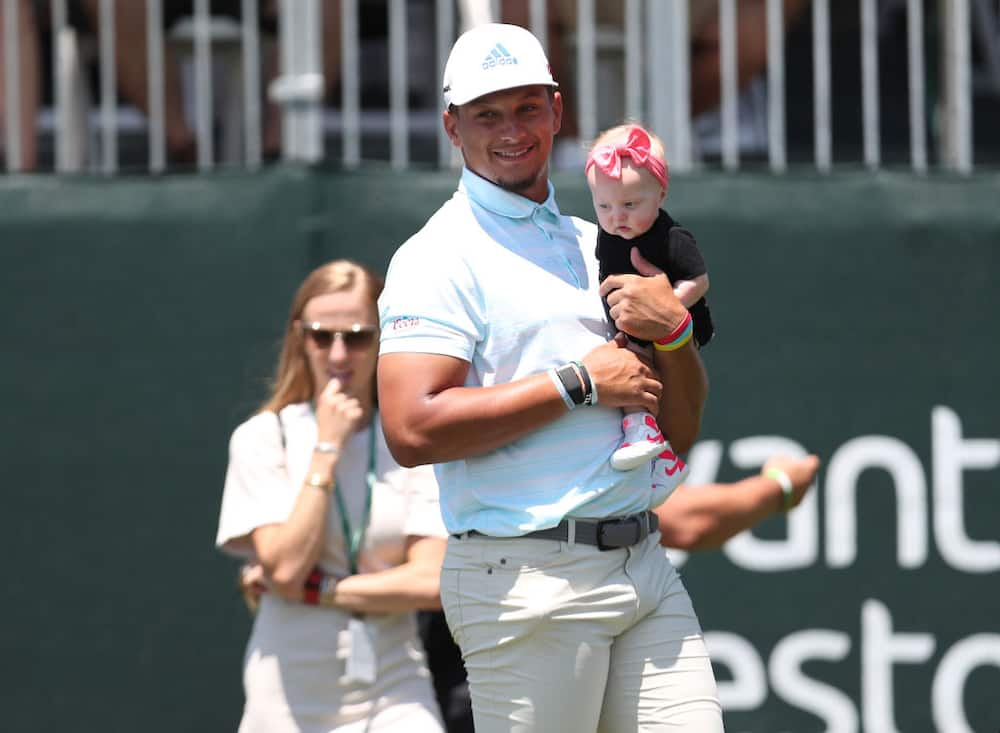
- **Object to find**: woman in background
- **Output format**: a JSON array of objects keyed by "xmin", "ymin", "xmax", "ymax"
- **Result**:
[{"xmin": 216, "ymin": 259, "xmax": 447, "ymax": 733}]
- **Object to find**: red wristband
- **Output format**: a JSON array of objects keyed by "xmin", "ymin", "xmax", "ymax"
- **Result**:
[{"xmin": 655, "ymin": 311, "xmax": 693, "ymax": 345}]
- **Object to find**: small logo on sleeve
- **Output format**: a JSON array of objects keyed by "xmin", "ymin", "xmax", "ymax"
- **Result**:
[{"xmin": 392, "ymin": 316, "xmax": 421, "ymax": 331}]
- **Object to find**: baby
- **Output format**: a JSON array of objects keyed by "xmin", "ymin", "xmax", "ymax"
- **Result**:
[{"xmin": 585, "ymin": 123, "xmax": 715, "ymax": 477}]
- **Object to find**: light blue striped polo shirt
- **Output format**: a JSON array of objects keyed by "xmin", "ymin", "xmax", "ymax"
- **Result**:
[{"xmin": 379, "ymin": 167, "xmax": 667, "ymax": 536}]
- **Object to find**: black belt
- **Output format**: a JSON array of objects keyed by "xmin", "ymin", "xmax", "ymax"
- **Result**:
[{"xmin": 453, "ymin": 510, "xmax": 659, "ymax": 551}]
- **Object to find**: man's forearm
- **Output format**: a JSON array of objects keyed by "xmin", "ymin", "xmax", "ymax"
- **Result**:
[
  {"xmin": 656, "ymin": 454, "xmax": 821, "ymax": 550},
  {"xmin": 379, "ymin": 359, "xmax": 570, "ymax": 467},
  {"xmin": 655, "ymin": 477, "xmax": 779, "ymax": 551},
  {"xmin": 652, "ymin": 342, "xmax": 708, "ymax": 455},
  {"xmin": 380, "ymin": 341, "xmax": 655, "ymax": 467}
]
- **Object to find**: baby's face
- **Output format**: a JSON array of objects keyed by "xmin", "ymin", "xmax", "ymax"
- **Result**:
[{"xmin": 587, "ymin": 163, "xmax": 665, "ymax": 239}]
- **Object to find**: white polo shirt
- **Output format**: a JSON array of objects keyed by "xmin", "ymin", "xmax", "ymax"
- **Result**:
[{"xmin": 379, "ymin": 168, "xmax": 666, "ymax": 536}]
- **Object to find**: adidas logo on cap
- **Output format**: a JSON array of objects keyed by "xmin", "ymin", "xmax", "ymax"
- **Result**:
[
  {"xmin": 442, "ymin": 23, "xmax": 556, "ymax": 106},
  {"xmin": 482, "ymin": 42, "xmax": 519, "ymax": 70}
]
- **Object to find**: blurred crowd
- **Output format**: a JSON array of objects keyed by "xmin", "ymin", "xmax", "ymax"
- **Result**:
[
  {"xmin": 1, "ymin": 0, "xmax": 812, "ymax": 172},
  {"xmin": 9, "ymin": 1, "xmax": 995, "ymax": 174}
]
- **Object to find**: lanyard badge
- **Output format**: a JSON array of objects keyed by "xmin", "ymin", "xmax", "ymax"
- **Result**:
[
  {"xmin": 326, "ymin": 417, "xmax": 378, "ymax": 685},
  {"xmin": 333, "ymin": 419, "xmax": 377, "ymax": 576}
]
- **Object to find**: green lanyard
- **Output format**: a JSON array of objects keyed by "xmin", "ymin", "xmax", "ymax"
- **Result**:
[{"xmin": 332, "ymin": 418, "xmax": 376, "ymax": 576}]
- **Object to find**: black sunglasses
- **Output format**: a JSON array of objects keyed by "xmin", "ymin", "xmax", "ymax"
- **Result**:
[{"xmin": 300, "ymin": 322, "xmax": 378, "ymax": 350}]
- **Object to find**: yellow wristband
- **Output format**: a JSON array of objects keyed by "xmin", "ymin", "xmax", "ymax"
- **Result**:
[{"xmin": 652, "ymin": 328, "xmax": 693, "ymax": 351}]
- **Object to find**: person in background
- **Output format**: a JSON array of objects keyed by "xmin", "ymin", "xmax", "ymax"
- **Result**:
[
  {"xmin": 72, "ymin": 0, "xmax": 343, "ymax": 164},
  {"xmin": 216, "ymin": 259, "xmax": 447, "ymax": 733},
  {"xmin": 501, "ymin": 0, "xmax": 809, "ymax": 166},
  {"xmin": 75, "ymin": 0, "xmax": 279, "ymax": 163}
]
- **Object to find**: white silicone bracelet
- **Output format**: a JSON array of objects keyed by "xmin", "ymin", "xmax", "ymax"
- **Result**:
[{"xmin": 765, "ymin": 468, "xmax": 795, "ymax": 512}]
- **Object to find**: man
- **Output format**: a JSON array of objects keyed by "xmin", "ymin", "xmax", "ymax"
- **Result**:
[{"xmin": 378, "ymin": 22, "xmax": 721, "ymax": 732}]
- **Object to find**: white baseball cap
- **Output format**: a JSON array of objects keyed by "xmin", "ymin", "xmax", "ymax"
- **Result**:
[{"xmin": 442, "ymin": 23, "xmax": 558, "ymax": 107}]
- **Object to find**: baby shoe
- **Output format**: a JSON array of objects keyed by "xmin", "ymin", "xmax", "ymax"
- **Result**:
[
  {"xmin": 651, "ymin": 446, "xmax": 689, "ymax": 502},
  {"xmin": 610, "ymin": 412, "xmax": 666, "ymax": 470}
]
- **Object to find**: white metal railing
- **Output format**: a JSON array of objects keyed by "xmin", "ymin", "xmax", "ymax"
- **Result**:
[
  {"xmin": 908, "ymin": 0, "xmax": 928, "ymax": 172},
  {"xmin": 766, "ymin": 0, "xmax": 786, "ymax": 172},
  {"xmin": 0, "ymin": 0, "xmax": 994, "ymax": 175}
]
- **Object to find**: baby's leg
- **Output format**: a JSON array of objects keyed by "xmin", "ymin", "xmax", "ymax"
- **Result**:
[
  {"xmin": 611, "ymin": 341, "xmax": 667, "ymax": 470},
  {"xmin": 611, "ymin": 408, "xmax": 667, "ymax": 470}
]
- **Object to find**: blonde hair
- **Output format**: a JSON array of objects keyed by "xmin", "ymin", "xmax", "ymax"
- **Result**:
[
  {"xmin": 259, "ymin": 260, "xmax": 384, "ymax": 415},
  {"xmin": 590, "ymin": 122, "xmax": 668, "ymax": 168}
]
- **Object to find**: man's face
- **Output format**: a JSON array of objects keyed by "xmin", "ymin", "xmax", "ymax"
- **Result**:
[{"xmin": 443, "ymin": 85, "xmax": 562, "ymax": 203}]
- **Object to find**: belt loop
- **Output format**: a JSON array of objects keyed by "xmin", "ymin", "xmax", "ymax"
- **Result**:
[{"xmin": 567, "ymin": 518, "xmax": 576, "ymax": 546}]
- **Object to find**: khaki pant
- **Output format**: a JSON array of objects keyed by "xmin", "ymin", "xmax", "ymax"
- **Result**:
[{"xmin": 440, "ymin": 532, "xmax": 723, "ymax": 732}]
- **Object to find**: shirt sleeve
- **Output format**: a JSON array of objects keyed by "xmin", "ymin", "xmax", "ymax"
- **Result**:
[
  {"xmin": 399, "ymin": 463, "xmax": 448, "ymax": 539},
  {"xmin": 665, "ymin": 226, "xmax": 708, "ymax": 281},
  {"xmin": 215, "ymin": 412, "xmax": 297, "ymax": 558},
  {"xmin": 378, "ymin": 235, "xmax": 485, "ymax": 361}
]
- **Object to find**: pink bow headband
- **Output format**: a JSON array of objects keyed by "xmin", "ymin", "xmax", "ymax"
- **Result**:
[{"xmin": 585, "ymin": 126, "xmax": 668, "ymax": 191}]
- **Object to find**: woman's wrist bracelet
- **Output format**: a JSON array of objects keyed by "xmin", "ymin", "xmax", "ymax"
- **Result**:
[
  {"xmin": 319, "ymin": 575, "xmax": 338, "ymax": 605},
  {"xmin": 303, "ymin": 568, "xmax": 323, "ymax": 604},
  {"xmin": 765, "ymin": 467, "xmax": 796, "ymax": 512},
  {"xmin": 653, "ymin": 312, "xmax": 694, "ymax": 352},
  {"xmin": 314, "ymin": 441, "xmax": 340, "ymax": 454},
  {"xmin": 305, "ymin": 472, "xmax": 334, "ymax": 494},
  {"xmin": 302, "ymin": 568, "xmax": 339, "ymax": 607}
]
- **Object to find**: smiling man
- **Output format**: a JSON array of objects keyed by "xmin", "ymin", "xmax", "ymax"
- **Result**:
[{"xmin": 377, "ymin": 23, "xmax": 723, "ymax": 733}]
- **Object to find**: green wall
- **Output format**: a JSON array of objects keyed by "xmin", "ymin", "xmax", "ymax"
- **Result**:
[{"xmin": 2, "ymin": 166, "xmax": 997, "ymax": 732}]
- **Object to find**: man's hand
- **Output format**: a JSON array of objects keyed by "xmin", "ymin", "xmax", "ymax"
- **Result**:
[
  {"xmin": 580, "ymin": 333, "xmax": 662, "ymax": 414},
  {"xmin": 599, "ymin": 248, "xmax": 688, "ymax": 342}
]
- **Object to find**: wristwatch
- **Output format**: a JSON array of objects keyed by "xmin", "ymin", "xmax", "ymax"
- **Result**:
[{"xmin": 304, "ymin": 472, "xmax": 334, "ymax": 493}]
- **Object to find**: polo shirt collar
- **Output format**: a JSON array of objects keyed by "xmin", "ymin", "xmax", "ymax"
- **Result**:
[{"xmin": 460, "ymin": 167, "xmax": 561, "ymax": 225}]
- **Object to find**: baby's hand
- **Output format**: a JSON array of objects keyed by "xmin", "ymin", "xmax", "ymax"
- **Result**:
[{"xmin": 673, "ymin": 273, "xmax": 709, "ymax": 308}]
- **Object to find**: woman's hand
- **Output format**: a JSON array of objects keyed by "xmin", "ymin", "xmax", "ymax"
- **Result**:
[
  {"xmin": 315, "ymin": 378, "xmax": 364, "ymax": 448},
  {"xmin": 251, "ymin": 380, "xmax": 361, "ymax": 596},
  {"xmin": 239, "ymin": 563, "xmax": 269, "ymax": 613}
]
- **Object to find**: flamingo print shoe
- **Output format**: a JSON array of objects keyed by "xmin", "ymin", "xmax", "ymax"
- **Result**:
[
  {"xmin": 610, "ymin": 412, "xmax": 667, "ymax": 470},
  {"xmin": 651, "ymin": 445, "xmax": 689, "ymax": 501}
]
